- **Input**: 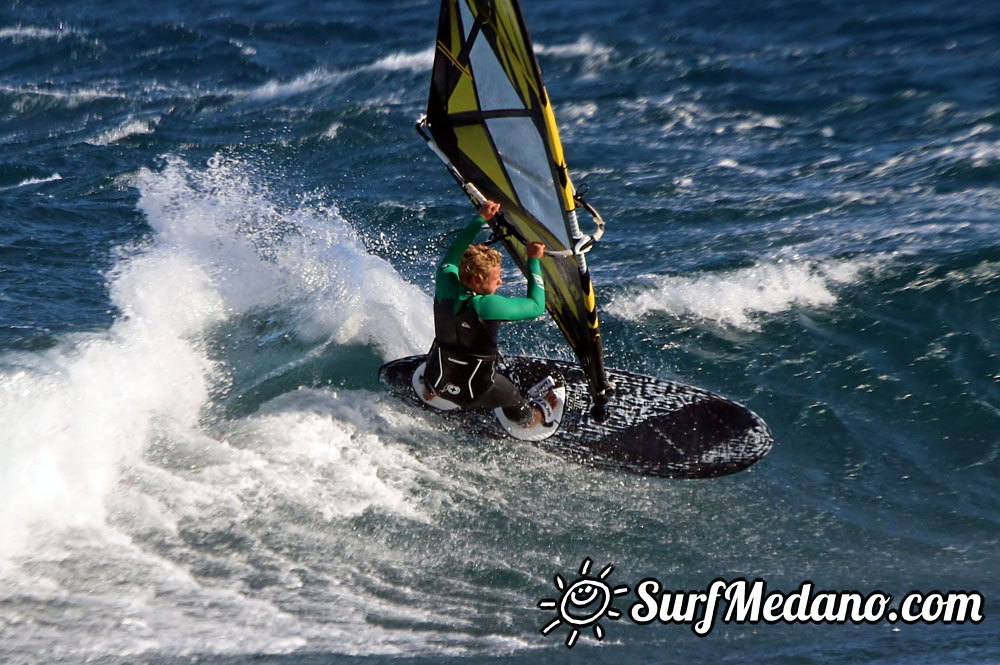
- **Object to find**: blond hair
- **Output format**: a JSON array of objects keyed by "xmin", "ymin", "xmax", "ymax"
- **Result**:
[{"xmin": 459, "ymin": 244, "xmax": 502, "ymax": 286}]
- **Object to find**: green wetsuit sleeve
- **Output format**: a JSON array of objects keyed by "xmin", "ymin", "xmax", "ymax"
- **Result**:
[
  {"xmin": 435, "ymin": 215, "xmax": 485, "ymax": 301},
  {"xmin": 473, "ymin": 257, "xmax": 545, "ymax": 321}
]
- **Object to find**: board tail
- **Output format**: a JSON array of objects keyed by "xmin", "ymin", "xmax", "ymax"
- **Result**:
[{"xmin": 412, "ymin": 362, "xmax": 461, "ymax": 410}]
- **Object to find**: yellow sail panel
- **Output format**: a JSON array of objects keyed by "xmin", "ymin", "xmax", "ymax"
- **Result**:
[
  {"xmin": 447, "ymin": 71, "xmax": 478, "ymax": 114},
  {"xmin": 493, "ymin": 2, "xmax": 540, "ymax": 105},
  {"xmin": 541, "ymin": 100, "xmax": 576, "ymax": 210},
  {"xmin": 447, "ymin": 0, "xmax": 462, "ymax": 47},
  {"xmin": 453, "ymin": 124, "xmax": 516, "ymax": 202}
]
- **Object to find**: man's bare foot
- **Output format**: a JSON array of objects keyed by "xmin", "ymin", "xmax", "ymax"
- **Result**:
[{"xmin": 528, "ymin": 390, "xmax": 559, "ymax": 428}]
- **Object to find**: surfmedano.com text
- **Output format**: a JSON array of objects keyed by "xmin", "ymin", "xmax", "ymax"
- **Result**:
[{"xmin": 629, "ymin": 578, "xmax": 984, "ymax": 636}]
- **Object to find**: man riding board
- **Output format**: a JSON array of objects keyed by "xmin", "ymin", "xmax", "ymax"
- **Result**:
[{"xmin": 421, "ymin": 200, "xmax": 558, "ymax": 432}]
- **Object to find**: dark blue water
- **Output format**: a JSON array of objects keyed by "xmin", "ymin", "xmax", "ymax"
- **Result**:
[{"xmin": 1, "ymin": 0, "xmax": 997, "ymax": 662}]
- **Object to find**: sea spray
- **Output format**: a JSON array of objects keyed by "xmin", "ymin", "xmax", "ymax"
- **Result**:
[
  {"xmin": 607, "ymin": 258, "xmax": 877, "ymax": 330},
  {"xmin": 0, "ymin": 155, "xmax": 433, "ymax": 560}
]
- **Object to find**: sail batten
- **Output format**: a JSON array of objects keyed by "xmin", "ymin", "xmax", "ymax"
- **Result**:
[{"xmin": 423, "ymin": 0, "xmax": 610, "ymax": 404}]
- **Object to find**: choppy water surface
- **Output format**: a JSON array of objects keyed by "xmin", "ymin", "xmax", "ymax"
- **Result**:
[{"xmin": 1, "ymin": 0, "xmax": 997, "ymax": 662}]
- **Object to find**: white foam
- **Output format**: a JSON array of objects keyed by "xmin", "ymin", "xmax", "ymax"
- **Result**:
[
  {"xmin": 0, "ymin": 83, "xmax": 126, "ymax": 107},
  {"xmin": 0, "ymin": 25, "xmax": 75, "ymax": 41},
  {"xmin": 223, "ymin": 388, "xmax": 434, "ymax": 521},
  {"xmin": 608, "ymin": 258, "xmax": 875, "ymax": 330},
  {"xmin": 715, "ymin": 158, "xmax": 769, "ymax": 176},
  {"xmin": 618, "ymin": 93, "xmax": 790, "ymax": 139},
  {"xmin": 951, "ymin": 123, "xmax": 993, "ymax": 142},
  {"xmin": 933, "ymin": 137, "xmax": 1000, "ymax": 168},
  {"xmin": 537, "ymin": 36, "xmax": 612, "ymax": 79},
  {"xmin": 0, "ymin": 381, "xmax": 523, "ymax": 658},
  {"xmin": 869, "ymin": 123, "xmax": 999, "ymax": 178},
  {"xmin": 0, "ymin": 173, "xmax": 62, "ymax": 190},
  {"xmin": 86, "ymin": 117, "xmax": 158, "ymax": 145},
  {"xmin": 368, "ymin": 47, "xmax": 435, "ymax": 72},
  {"xmin": 557, "ymin": 101, "xmax": 598, "ymax": 126},
  {"xmin": 0, "ymin": 271, "xmax": 219, "ymax": 558},
  {"xmin": 534, "ymin": 35, "xmax": 612, "ymax": 59},
  {"xmin": 0, "ymin": 155, "xmax": 433, "ymax": 560},
  {"xmin": 0, "ymin": 154, "xmax": 566, "ymax": 659},
  {"xmin": 734, "ymin": 115, "xmax": 784, "ymax": 132},
  {"xmin": 229, "ymin": 38, "xmax": 257, "ymax": 56},
  {"xmin": 134, "ymin": 155, "xmax": 433, "ymax": 357},
  {"xmin": 244, "ymin": 47, "xmax": 435, "ymax": 102},
  {"xmin": 245, "ymin": 68, "xmax": 349, "ymax": 101}
]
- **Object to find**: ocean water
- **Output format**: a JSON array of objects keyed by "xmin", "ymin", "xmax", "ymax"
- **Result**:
[{"xmin": 1, "ymin": 0, "xmax": 997, "ymax": 662}]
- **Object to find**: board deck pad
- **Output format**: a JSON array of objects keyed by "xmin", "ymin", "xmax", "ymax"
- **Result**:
[{"xmin": 379, "ymin": 355, "xmax": 772, "ymax": 478}]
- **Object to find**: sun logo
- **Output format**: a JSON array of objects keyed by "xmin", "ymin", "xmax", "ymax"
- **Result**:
[{"xmin": 537, "ymin": 557, "xmax": 629, "ymax": 648}]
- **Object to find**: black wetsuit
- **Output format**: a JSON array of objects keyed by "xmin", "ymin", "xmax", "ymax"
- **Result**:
[{"xmin": 423, "ymin": 215, "xmax": 546, "ymax": 426}]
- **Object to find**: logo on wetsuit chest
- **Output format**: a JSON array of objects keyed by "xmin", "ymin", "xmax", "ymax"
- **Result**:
[
  {"xmin": 461, "ymin": 322, "xmax": 472, "ymax": 329},
  {"xmin": 442, "ymin": 383, "xmax": 461, "ymax": 395}
]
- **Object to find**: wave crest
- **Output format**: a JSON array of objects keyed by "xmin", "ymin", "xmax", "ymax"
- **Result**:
[{"xmin": 608, "ymin": 258, "xmax": 877, "ymax": 330}]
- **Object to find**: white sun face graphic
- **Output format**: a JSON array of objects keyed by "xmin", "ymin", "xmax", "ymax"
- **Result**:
[{"xmin": 538, "ymin": 558, "xmax": 630, "ymax": 648}]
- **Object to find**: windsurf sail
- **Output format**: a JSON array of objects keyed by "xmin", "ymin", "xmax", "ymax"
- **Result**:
[{"xmin": 420, "ymin": 0, "xmax": 612, "ymax": 405}]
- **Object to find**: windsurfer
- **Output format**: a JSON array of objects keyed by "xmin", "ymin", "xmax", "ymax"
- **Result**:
[{"xmin": 422, "ymin": 200, "xmax": 557, "ymax": 429}]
